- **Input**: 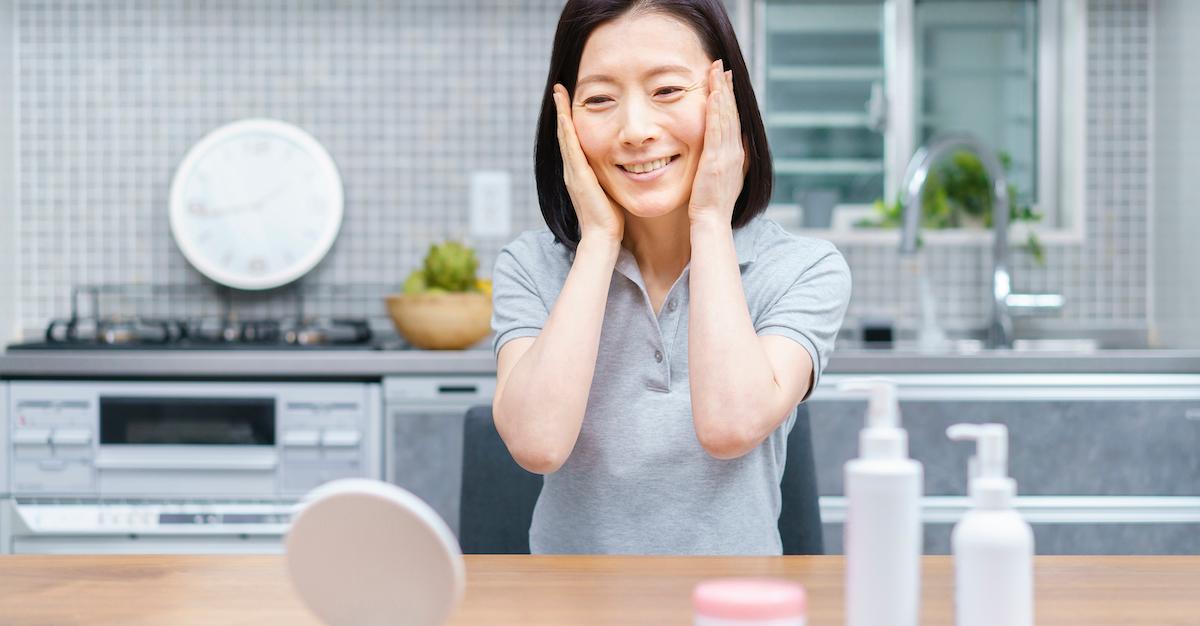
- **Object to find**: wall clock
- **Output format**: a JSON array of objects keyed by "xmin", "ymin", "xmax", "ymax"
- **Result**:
[{"xmin": 169, "ymin": 118, "xmax": 344, "ymax": 290}]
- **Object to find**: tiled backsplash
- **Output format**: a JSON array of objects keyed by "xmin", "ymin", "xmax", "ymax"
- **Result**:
[{"xmin": 10, "ymin": 0, "xmax": 1151, "ymax": 339}]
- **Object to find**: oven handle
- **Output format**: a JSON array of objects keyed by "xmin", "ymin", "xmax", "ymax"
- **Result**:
[{"xmin": 94, "ymin": 455, "xmax": 279, "ymax": 472}]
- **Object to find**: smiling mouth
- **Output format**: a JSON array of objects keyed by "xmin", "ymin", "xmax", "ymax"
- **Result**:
[{"xmin": 617, "ymin": 155, "xmax": 680, "ymax": 174}]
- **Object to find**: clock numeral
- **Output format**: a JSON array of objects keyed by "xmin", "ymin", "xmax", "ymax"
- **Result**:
[
  {"xmin": 189, "ymin": 201, "xmax": 207, "ymax": 215},
  {"xmin": 222, "ymin": 251, "xmax": 235, "ymax": 267},
  {"xmin": 248, "ymin": 258, "xmax": 268, "ymax": 274}
]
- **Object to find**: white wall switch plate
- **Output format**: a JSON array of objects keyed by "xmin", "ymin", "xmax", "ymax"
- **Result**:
[{"xmin": 469, "ymin": 170, "xmax": 512, "ymax": 239}]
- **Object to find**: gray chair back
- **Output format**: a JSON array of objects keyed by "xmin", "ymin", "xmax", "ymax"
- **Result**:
[
  {"xmin": 458, "ymin": 405, "xmax": 542, "ymax": 554},
  {"xmin": 459, "ymin": 404, "xmax": 823, "ymax": 554}
]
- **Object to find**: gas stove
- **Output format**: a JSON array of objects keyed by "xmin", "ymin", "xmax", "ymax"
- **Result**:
[
  {"xmin": 8, "ymin": 315, "xmax": 384, "ymax": 350},
  {"xmin": 6, "ymin": 283, "xmax": 412, "ymax": 351}
]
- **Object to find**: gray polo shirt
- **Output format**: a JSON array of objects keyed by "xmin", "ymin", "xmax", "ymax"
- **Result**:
[{"xmin": 490, "ymin": 215, "xmax": 851, "ymax": 555}]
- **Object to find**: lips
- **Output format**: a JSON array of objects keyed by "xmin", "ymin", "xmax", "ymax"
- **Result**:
[{"xmin": 616, "ymin": 154, "xmax": 679, "ymax": 181}]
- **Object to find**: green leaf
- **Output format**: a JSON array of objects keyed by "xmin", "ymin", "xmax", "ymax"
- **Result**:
[
  {"xmin": 1025, "ymin": 231, "xmax": 1045, "ymax": 266},
  {"xmin": 862, "ymin": 148, "xmax": 1044, "ymax": 235}
]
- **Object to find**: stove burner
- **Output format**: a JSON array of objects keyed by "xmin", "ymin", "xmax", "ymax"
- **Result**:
[
  {"xmin": 47, "ymin": 317, "xmax": 180, "ymax": 345},
  {"xmin": 40, "ymin": 316, "xmax": 373, "ymax": 348},
  {"xmin": 286, "ymin": 319, "xmax": 372, "ymax": 346}
]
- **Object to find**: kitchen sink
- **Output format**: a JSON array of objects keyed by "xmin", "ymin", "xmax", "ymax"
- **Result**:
[{"xmin": 836, "ymin": 325, "xmax": 1148, "ymax": 354}]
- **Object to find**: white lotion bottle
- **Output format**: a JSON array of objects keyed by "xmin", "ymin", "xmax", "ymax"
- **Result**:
[
  {"xmin": 841, "ymin": 379, "xmax": 923, "ymax": 626},
  {"xmin": 947, "ymin": 423, "xmax": 1034, "ymax": 626}
]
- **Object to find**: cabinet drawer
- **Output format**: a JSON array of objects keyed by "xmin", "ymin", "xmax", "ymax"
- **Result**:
[{"xmin": 808, "ymin": 398, "xmax": 1200, "ymax": 496}]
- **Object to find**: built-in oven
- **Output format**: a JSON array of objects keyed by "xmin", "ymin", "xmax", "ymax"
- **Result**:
[{"xmin": 2, "ymin": 380, "xmax": 381, "ymax": 554}]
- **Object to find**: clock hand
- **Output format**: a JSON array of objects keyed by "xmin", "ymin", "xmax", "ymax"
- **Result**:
[
  {"xmin": 190, "ymin": 181, "xmax": 290, "ymax": 217},
  {"xmin": 190, "ymin": 200, "xmax": 259, "ymax": 217}
]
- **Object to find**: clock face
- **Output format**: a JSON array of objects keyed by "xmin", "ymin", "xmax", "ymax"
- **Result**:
[{"xmin": 169, "ymin": 119, "xmax": 344, "ymax": 290}]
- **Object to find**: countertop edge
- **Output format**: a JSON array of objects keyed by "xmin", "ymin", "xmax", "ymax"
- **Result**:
[{"xmin": 2, "ymin": 349, "xmax": 1199, "ymax": 378}]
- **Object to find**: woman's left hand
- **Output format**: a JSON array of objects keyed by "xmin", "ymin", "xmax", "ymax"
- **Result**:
[{"xmin": 688, "ymin": 59, "xmax": 747, "ymax": 227}]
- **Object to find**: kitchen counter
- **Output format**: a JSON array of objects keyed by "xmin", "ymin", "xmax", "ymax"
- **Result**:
[
  {"xmin": 0, "ymin": 554, "xmax": 1196, "ymax": 625},
  {"xmin": 2, "ymin": 348, "xmax": 1198, "ymax": 378}
]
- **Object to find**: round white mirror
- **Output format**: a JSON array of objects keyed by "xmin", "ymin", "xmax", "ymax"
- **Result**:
[{"xmin": 285, "ymin": 479, "xmax": 465, "ymax": 626}]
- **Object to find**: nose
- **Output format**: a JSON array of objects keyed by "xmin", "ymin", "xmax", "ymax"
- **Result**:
[{"xmin": 617, "ymin": 95, "xmax": 660, "ymax": 148}]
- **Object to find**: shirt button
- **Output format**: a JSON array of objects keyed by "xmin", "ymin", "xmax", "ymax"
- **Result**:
[
  {"xmin": 667, "ymin": 299, "xmax": 677, "ymax": 312},
  {"xmin": 654, "ymin": 350, "xmax": 663, "ymax": 363}
]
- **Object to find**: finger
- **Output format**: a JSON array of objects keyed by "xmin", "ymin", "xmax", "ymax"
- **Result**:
[
  {"xmin": 555, "ymin": 85, "xmax": 580, "ymax": 130},
  {"xmin": 717, "ymin": 79, "xmax": 733, "ymax": 149},
  {"xmin": 726, "ymin": 71, "xmax": 741, "ymax": 130},
  {"xmin": 705, "ymin": 89, "xmax": 722, "ymax": 155},
  {"xmin": 553, "ymin": 86, "xmax": 585, "ymax": 166},
  {"xmin": 552, "ymin": 84, "xmax": 565, "ymax": 115},
  {"xmin": 710, "ymin": 63, "xmax": 726, "ymax": 147},
  {"xmin": 552, "ymin": 88, "xmax": 571, "ymax": 166},
  {"xmin": 722, "ymin": 67, "xmax": 736, "ymax": 146}
]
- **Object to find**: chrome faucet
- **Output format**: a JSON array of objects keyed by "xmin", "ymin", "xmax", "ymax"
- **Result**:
[{"xmin": 898, "ymin": 133, "xmax": 1063, "ymax": 349}]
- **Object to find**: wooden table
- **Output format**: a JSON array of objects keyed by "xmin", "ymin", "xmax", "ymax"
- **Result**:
[{"xmin": 0, "ymin": 555, "xmax": 1196, "ymax": 625}]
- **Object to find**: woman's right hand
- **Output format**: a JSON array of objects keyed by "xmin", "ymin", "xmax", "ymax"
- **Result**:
[{"xmin": 553, "ymin": 84, "xmax": 624, "ymax": 246}]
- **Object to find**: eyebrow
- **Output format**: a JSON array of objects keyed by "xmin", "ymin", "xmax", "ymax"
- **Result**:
[{"xmin": 575, "ymin": 64, "xmax": 696, "ymax": 89}]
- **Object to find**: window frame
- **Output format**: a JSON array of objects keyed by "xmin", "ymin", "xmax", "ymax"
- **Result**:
[{"xmin": 749, "ymin": 0, "xmax": 1087, "ymax": 246}]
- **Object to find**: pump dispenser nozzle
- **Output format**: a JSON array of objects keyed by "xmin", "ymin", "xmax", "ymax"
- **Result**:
[
  {"xmin": 946, "ymin": 423, "xmax": 1016, "ymax": 509},
  {"xmin": 839, "ymin": 378, "xmax": 905, "ymax": 460},
  {"xmin": 946, "ymin": 423, "xmax": 1034, "ymax": 626}
]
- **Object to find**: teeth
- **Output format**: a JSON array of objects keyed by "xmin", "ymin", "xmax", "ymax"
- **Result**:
[{"xmin": 622, "ymin": 157, "xmax": 672, "ymax": 174}]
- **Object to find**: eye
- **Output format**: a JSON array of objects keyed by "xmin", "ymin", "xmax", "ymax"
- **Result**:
[
  {"xmin": 582, "ymin": 95, "xmax": 613, "ymax": 106},
  {"xmin": 655, "ymin": 87, "xmax": 685, "ymax": 97}
]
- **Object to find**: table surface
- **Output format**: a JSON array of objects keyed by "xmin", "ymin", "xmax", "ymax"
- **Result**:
[{"xmin": 0, "ymin": 554, "xmax": 1197, "ymax": 625}]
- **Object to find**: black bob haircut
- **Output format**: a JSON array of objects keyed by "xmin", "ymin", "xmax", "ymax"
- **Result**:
[{"xmin": 533, "ymin": 0, "xmax": 773, "ymax": 251}]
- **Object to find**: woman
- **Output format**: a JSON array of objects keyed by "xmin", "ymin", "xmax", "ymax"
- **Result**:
[{"xmin": 490, "ymin": 0, "xmax": 851, "ymax": 555}]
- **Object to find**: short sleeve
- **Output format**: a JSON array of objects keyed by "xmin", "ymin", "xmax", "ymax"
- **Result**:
[
  {"xmin": 754, "ymin": 244, "xmax": 852, "ymax": 401},
  {"xmin": 490, "ymin": 246, "xmax": 550, "ymax": 360}
]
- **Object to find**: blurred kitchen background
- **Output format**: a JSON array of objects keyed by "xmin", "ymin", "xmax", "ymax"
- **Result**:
[
  {"xmin": 0, "ymin": 0, "xmax": 1196, "ymax": 556},
  {"xmin": 0, "ymin": 0, "xmax": 1194, "ymax": 346}
]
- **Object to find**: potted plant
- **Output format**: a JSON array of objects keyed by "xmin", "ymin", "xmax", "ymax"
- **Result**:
[{"xmin": 857, "ymin": 151, "xmax": 1045, "ymax": 264}]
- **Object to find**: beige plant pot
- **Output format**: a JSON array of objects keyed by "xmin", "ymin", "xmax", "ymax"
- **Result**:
[{"xmin": 384, "ymin": 291, "xmax": 493, "ymax": 350}]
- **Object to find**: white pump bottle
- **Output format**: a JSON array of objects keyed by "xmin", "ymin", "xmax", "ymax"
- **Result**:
[
  {"xmin": 840, "ymin": 379, "xmax": 922, "ymax": 626},
  {"xmin": 947, "ymin": 423, "xmax": 1034, "ymax": 626}
]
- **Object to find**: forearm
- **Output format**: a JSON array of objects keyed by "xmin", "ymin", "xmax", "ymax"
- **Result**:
[
  {"xmin": 494, "ymin": 235, "xmax": 619, "ymax": 473},
  {"xmin": 687, "ymin": 217, "xmax": 785, "ymax": 458}
]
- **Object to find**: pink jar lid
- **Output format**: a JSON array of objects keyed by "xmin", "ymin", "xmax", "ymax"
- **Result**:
[{"xmin": 692, "ymin": 577, "xmax": 807, "ymax": 620}]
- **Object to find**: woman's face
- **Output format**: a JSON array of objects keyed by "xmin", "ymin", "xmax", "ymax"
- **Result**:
[{"xmin": 572, "ymin": 12, "xmax": 713, "ymax": 219}]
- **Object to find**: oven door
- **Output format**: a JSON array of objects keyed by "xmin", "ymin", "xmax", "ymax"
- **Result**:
[{"xmin": 95, "ymin": 395, "xmax": 279, "ymax": 497}]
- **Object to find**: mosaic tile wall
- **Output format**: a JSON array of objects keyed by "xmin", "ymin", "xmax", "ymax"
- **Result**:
[{"xmin": 10, "ymin": 0, "xmax": 1152, "ymax": 340}]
